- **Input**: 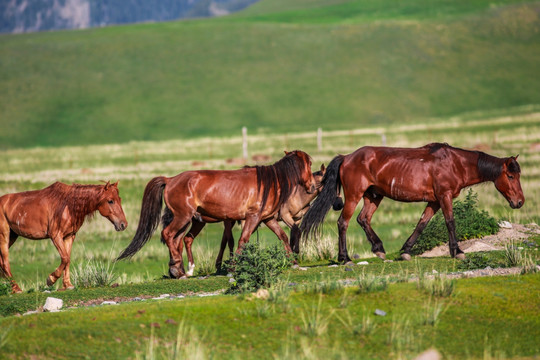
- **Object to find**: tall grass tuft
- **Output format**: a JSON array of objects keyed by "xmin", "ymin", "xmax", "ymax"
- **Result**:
[
  {"xmin": 357, "ymin": 272, "xmax": 388, "ymax": 293},
  {"xmin": 417, "ymin": 274, "xmax": 455, "ymax": 297},
  {"xmin": 71, "ymin": 259, "xmax": 118, "ymax": 288},
  {"xmin": 299, "ymin": 295, "xmax": 332, "ymax": 337},
  {"xmin": 299, "ymin": 235, "xmax": 337, "ymax": 262},
  {"xmin": 336, "ymin": 310, "xmax": 376, "ymax": 336},
  {"xmin": 193, "ymin": 246, "xmax": 217, "ymax": 277},
  {"xmin": 421, "ymin": 298, "xmax": 449, "ymax": 327},
  {"xmin": 136, "ymin": 321, "xmax": 208, "ymax": 360}
]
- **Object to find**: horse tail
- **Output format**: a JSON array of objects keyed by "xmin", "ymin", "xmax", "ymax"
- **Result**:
[
  {"xmin": 300, "ymin": 155, "xmax": 344, "ymax": 239},
  {"xmin": 117, "ymin": 176, "xmax": 168, "ymax": 260}
]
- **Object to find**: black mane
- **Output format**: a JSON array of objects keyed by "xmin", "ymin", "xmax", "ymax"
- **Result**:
[{"xmin": 249, "ymin": 151, "xmax": 307, "ymax": 213}]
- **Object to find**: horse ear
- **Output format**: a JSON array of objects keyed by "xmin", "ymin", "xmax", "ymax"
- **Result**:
[
  {"xmin": 104, "ymin": 181, "xmax": 111, "ymax": 190},
  {"xmin": 320, "ymin": 163, "xmax": 326, "ymax": 172},
  {"xmin": 515, "ymin": 154, "xmax": 519, "ymax": 160},
  {"xmin": 284, "ymin": 150, "xmax": 290, "ymax": 155},
  {"xmin": 113, "ymin": 181, "xmax": 119, "ymax": 188}
]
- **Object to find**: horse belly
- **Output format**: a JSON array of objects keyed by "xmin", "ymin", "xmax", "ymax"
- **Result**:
[
  {"xmin": 377, "ymin": 175, "xmax": 435, "ymax": 203},
  {"xmin": 5, "ymin": 199, "xmax": 49, "ymax": 239}
]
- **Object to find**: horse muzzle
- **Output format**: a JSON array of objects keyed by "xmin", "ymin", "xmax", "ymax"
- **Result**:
[
  {"xmin": 509, "ymin": 199, "xmax": 524, "ymax": 209},
  {"xmin": 114, "ymin": 221, "xmax": 128, "ymax": 231}
]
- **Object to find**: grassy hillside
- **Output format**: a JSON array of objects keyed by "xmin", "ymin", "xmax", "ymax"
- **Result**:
[{"xmin": 0, "ymin": 0, "xmax": 539, "ymax": 149}]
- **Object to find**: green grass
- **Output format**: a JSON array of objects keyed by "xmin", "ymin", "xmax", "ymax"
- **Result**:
[
  {"xmin": 1, "ymin": 0, "xmax": 540, "ymax": 149},
  {"xmin": 0, "ymin": 271, "xmax": 538, "ymax": 359}
]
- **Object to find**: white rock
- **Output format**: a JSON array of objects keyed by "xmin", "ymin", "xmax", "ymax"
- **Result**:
[
  {"xmin": 23, "ymin": 310, "xmax": 39, "ymax": 316},
  {"xmin": 414, "ymin": 349, "xmax": 442, "ymax": 360},
  {"xmin": 43, "ymin": 297, "xmax": 63, "ymax": 312},
  {"xmin": 159, "ymin": 294, "xmax": 170, "ymax": 298},
  {"xmin": 498, "ymin": 221, "xmax": 512, "ymax": 229},
  {"xmin": 357, "ymin": 261, "xmax": 369, "ymax": 265},
  {"xmin": 328, "ymin": 264, "xmax": 339, "ymax": 268},
  {"xmin": 101, "ymin": 301, "xmax": 117, "ymax": 305}
]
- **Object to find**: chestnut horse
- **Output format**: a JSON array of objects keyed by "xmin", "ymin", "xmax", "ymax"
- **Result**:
[
  {"xmin": 301, "ymin": 143, "xmax": 524, "ymax": 263},
  {"xmin": 163, "ymin": 163, "xmax": 327, "ymax": 276},
  {"xmin": 0, "ymin": 181, "xmax": 127, "ymax": 293},
  {"xmin": 117, "ymin": 150, "xmax": 315, "ymax": 278}
]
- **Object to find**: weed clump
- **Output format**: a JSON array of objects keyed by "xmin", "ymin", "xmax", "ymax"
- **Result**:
[
  {"xmin": 411, "ymin": 190, "xmax": 499, "ymax": 255},
  {"xmin": 71, "ymin": 260, "xmax": 118, "ymax": 288},
  {"xmin": 457, "ymin": 252, "xmax": 506, "ymax": 270},
  {"xmin": 0, "ymin": 278, "xmax": 11, "ymax": 296},
  {"xmin": 225, "ymin": 241, "xmax": 291, "ymax": 294}
]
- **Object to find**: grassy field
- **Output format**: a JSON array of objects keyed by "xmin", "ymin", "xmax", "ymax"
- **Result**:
[
  {"xmin": 1, "ymin": 0, "xmax": 539, "ymax": 148},
  {"xmin": 1, "ymin": 107, "xmax": 539, "ymax": 291}
]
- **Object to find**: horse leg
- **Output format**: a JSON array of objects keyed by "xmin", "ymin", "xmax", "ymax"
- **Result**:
[
  {"xmin": 183, "ymin": 220, "xmax": 206, "ymax": 277},
  {"xmin": 235, "ymin": 215, "xmax": 260, "ymax": 254},
  {"xmin": 337, "ymin": 195, "xmax": 362, "ymax": 264},
  {"xmin": 439, "ymin": 194, "xmax": 465, "ymax": 260},
  {"xmin": 264, "ymin": 218, "xmax": 294, "ymax": 258},
  {"xmin": 0, "ymin": 225, "xmax": 22, "ymax": 293},
  {"xmin": 400, "ymin": 202, "xmax": 440, "ymax": 260},
  {"xmin": 61, "ymin": 235, "xmax": 75, "ymax": 290},
  {"xmin": 162, "ymin": 215, "xmax": 192, "ymax": 278},
  {"xmin": 216, "ymin": 220, "xmax": 234, "ymax": 270},
  {"xmin": 48, "ymin": 235, "xmax": 70, "ymax": 287},
  {"xmin": 356, "ymin": 193, "xmax": 386, "ymax": 259}
]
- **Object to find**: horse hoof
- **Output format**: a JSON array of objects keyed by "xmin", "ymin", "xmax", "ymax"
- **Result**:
[
  {"xmin": 60, "ymin": 286, "xmax": 75, "ymax": 291},
  {"xmin": 12, "ymin": 285, "xmax": 23, "ymax": 294},
  {"xmin": 401, "ymin": 253, "xmax": 412, "ymax": 261},
  {"xmin": 46, "ymin": 276, "xmax": 55, "ymax": 287},
  {"xmin": 455, "ymin": 253, "xmax": 466, "ymax": 261},
  {"xmin": 375, "ymin": 252, "xmax": 386, "ymax": 260}
]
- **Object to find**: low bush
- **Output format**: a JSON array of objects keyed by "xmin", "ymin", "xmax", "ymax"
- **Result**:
[
  {"xmin": 457, "ymin": 252, "xmax": 506, "ymax": 270},
  {"xmin": 0, "ymin": 278, "xmax": 11, "ymax": 296},
  {"xmin": 225, "ymin": 241, "xmax": 291, "ymax": 294},
  {"xmin": 411, "ymin": 190, "xmax": 499, "ymax": 255}
]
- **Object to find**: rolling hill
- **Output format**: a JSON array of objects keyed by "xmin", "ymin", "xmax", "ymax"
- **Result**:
[{"xmin": 0, "ymin": 0, "xmax": 539, "ymax": 149}]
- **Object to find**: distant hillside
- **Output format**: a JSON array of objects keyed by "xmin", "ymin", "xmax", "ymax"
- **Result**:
[
  {"xmin": 0, "ymin": 0, "xmax": 539, "ymax": 149},
  {"xmin": 0, "ymin": 0, "xmax": 258, "ymax": 33}
]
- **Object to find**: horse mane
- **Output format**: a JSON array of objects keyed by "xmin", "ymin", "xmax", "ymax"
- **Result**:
[
  {"xmin": 247, "ymin": 151, "xmax": 308, "ymax": 213},
  {"xmin": 48, "ymin": 182, "xmax": 103, "ymax": 231},
  {"xmin": 427, "ymin": 142, "xmax": 450, "ymax": 154}
]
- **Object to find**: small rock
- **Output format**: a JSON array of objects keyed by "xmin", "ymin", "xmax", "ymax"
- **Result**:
[
  {"xmin": 198, "ymin": 276, "xmax": 209, "ymax": 280},
  {"xmin": 111, "ymin": 283, "xmax": 119, "ymax": 288},
  {"xmin": 23, "ymin": 310, "xmax": 39, "ymax": 316},
  {"xmin": 253, "ymin": 288, "xmax": 269, "ymax": 300},
  {"xmin": 518, "ymin": 247, "xmax": 524, "ymax": 250},
  {"xmin": 227, "ymin": 273, "xmax": 234, "ymax": 278},
  {"xmin": 484, "ymin": 266, "xmax": 493, "ymax": 270},
  {"xmin": 357, "ymin": 261, "xmax": 369, "ymax": 265},
  {"xmin": 432, "ymin": 269, "xmax": 438, "ymax": 274},
  {"xmin": 353, "ymin": 254, "xmax": 361, "ymax": 259},
  {"xmin": 345, "ymin": 267, "xmax": 353, "ymax": 272},
  {"xmin": 159, "ymin": 294, "xmax": 170, "ymax": 299},
  {"xmin": 328, "ymin": 264, "xmax": 339, "ymax": 268},
  {"xmin": 176, "ymin": 294, "xmax": 185, "ymax": 298},
  {"xmin": 384, "ymin": 260, "xmax": 393, "ymax": 263},
  {"xmin": 150, "ymin": 322, "xmax": 161, "ymax": 328},
  {"xmin": 43, "ymin": 297, "xmax": 63, "ymax": 312},
  {"xmin": 414, "ymin": 348, "xmax": 442, "ymax": 360},
  {"xmin": 229, "ymin": 278, "xmax": 236, "ymax": 284},
  {"xmin": 374, "ymin": 309, "xmax": 387, "ymax": 316},
  {"xmin": 101, "ymin": 301, "xmax": 117, "ymax": 305},
  {"xmin": 288, "ymin": 282, "xmax": 297, "ymax": 287},
  {"xmin": 498, "ymin": 221, "xmax": 512, "ymax": 229},
  {"xmin": 133, "ymin": 297, "xmax": 143, "ymax": 301},
  {"xmin": 43, "ymin": 290, "xmax": 51, "ymax": 293},
  {"xmin": 165, "ymin": 319, "xmax": 177, "ymax": 325}
]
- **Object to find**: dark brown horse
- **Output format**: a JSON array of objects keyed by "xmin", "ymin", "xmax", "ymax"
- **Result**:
[
  {"xmin": 165, "ymin": 164, "xmax": 327, "ymax": 277},
  {"xmin": 117, "ymin": 150, "xmax": 315, "ymax": 278},
  {"xmin": 301, "ymin": 143, "xmax": 524, "ymax": 263},
  {"xmin": 0, "ymin": 181, "xmax": 127, "ymax": 293}
]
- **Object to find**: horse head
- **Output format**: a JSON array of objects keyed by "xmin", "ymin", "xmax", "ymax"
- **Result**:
[
  {"xmin": 494, "ymin": 156, "xmax": 524, "ymax": 209},
  {"xmin": 98, "ymin": 181, "xmax": 128, "ymax": 231},
  {"xmin": 286, "ymin": 150, "xmax": 316, "ymax": 194},
  {"xmin": 313, "ymin": 163, "xmax": 326, "ymax": 193}
]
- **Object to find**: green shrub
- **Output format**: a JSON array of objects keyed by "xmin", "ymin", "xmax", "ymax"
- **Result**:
[
  {"xmin": 71, "ymin": 260, "xmax": 118, "ymax": 289},
  {"xmin": 457, "ymin": 252, "xmax": 506, "ymax": 270},
  {"xmin": 0, "ymin": 278, "xmax": 11, "ymax": 296},
  {"xmin": 225, "ymin": 241, "xmax": 291, "ymax": 294},
  {"xmin": 411, "ymin": 190, "xmax": 499, "ymax": 255}
]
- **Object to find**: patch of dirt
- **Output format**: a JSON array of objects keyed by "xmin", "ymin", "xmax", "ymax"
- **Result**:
[{"xmin": 419, "ymin": 223, "xmax": 540, "ymax": 258}]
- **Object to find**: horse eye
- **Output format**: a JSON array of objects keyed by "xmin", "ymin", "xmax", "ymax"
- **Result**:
[
  {"xmin": 507, "ymin": 175, "xmax": 514, "ymax": 180},
  {"xmin": 108, "ymin": 200, "xmax": 114, "ymax": 204}
]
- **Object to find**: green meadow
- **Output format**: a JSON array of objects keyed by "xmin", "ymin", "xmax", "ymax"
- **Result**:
[{"xmin": 1, "ymin": 0, "xmax": 540, "ymax": 358}]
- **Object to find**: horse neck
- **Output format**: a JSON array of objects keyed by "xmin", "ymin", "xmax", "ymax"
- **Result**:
[
  {"xmin": 284, "ymin": 185, "xmax": 315, "ymax": 214},
  {"xmin": 64, "ymin": 185, "xmax": 102, "ymax": 226},
  {"xmin": 460, "ymin": 150, "xmax": 504, "ymax": 186}
]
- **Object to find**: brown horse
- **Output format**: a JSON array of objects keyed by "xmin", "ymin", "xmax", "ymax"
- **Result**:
[
  {"xmin": 166, "ymin": 163, "xmax": 327, "ymax": 276},
  {"xmin": 301, "ymin": 143, "xmax": 524, "ymax": 263},
  {"xmin": 117, "ymin": 150, "xmax": 315, "ymax": 278},
  {"xmin": 0, "ymin": 181, "xmax": 127, "ymax": 293}
]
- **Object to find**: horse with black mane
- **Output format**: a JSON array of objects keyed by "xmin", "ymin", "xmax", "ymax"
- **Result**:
[
  {"xmin": 162, "ymin": 163, "xmax": 327, "ymax": 277},
  {"xmin": 0, "ymin": 181, "xmax": 127, "ymax": 293},
  {"xmin": 117, "ymin": 150, "xmax": 315, "ymax": 278},
  {"xmin": 301, "ymin": 143, "xmax": 524, "ymax": 263}
]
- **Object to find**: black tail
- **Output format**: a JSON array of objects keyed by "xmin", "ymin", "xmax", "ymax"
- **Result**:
[
  {"xmin": 117, "ymin": 176, "xmax": 167, "ymax": 260},
  {"xmin": 161, "ymin": 206, "xmax": 174, "ymax": 244},
  {"xmin": 300, "ymin": 155, "xmax": 344, "ymax": 239}
]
